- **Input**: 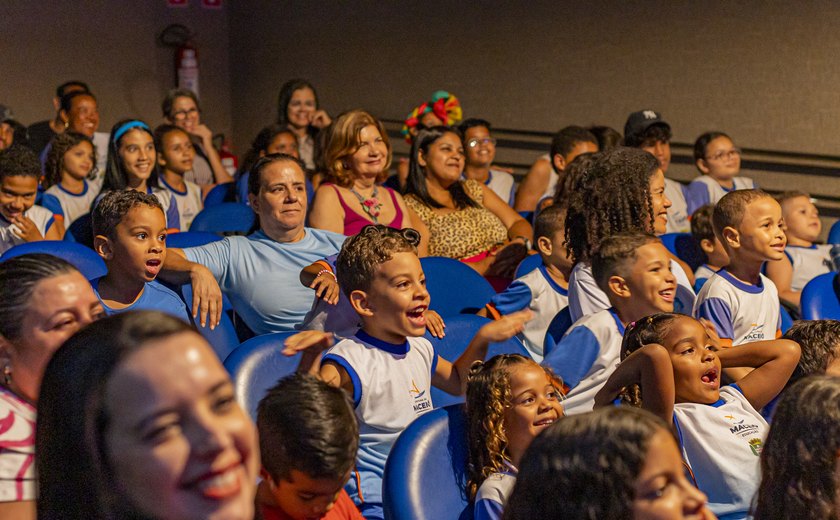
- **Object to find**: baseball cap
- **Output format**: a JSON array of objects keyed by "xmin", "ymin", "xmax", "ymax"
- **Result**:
[{"xmin": 624, "ymin": 109, "xmax": 670, "ymax": 141}]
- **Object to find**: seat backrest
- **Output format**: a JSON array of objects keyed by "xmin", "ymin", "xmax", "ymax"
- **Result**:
[
  {"xmin": 779, "ymin": 304, "xmax": 794, "ymax": 334},
  {"xmin": 514, "ymin": 253, "xmax": 542, "ymax": 279},
  {"xmin": 166, "ymin": 231, "xmax": 224, "ymax": 249},
  {"xmin": 0, "ymin": 240, "xmax": 106, "ymax": 280},
  {"xmin": 63, "ymin": 213, "xmax": 94, "ymax": 248},
  {"xmin": 800, "ymin": 272, "xmax": 840, "ymax": 320},
  {"xmin": 424, "ymin": 314, "xmax": 530, "ymax": 408},
  {"xmin": 180, "ymin": 285, "xmax": 239, "ymax": 361},
  {"xmin": 189, "ymin": 203, "xmax": 256, "ymax": 234},
  {"xmin": 223, "ymin": 331, "xmax": 300, "ymax": 420},
  {"xmin": 382, "ymin": 405, "xmax": 473, "ymax": 520},
  {"xmin": 420, "ymin": 257, "xmax": 496, "ymax": 317},
  {"xmin": 543, "ymin": 306, "xmax": 573, "ymax": 358},
  {"xmin": 659, "ymin": 232, "xmax": 704, "ymax": 272},
  {"xmin": 828, "ymin": 220, "xmax": 840, "ymax": 245},
  {"xmin": 203, "ymin": 182, "xmax": 236, "ymax": 207}
]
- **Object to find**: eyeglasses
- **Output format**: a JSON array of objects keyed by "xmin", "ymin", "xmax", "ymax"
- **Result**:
[
  {"xmin": 171, "ymin": 107, "xmax": 199, "ymax": 120},
  {"xmin": 466, "ymin": 137, "xmax": 497, "ymax": 148},
  {"xmin": 706, "ymin": 148, "xmax": 741, "ymax": 162}
]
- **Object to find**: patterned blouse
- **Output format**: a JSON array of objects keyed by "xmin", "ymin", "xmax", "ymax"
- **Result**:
[{"xmin": 405, "ymin": 179, "xmax": 508, "ymax": 259}]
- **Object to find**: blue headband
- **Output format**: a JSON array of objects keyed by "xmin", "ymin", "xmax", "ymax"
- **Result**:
[{"xmin": 112, "ymin": 120, "xmax": 150, "ymax": 143}]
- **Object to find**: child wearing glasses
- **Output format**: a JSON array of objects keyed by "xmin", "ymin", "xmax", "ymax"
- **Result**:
[
  {"xmin": 458, "ymin": 118, "xmax": 515, "ymax": 205},
  {"xmin": 688, "ymin": 131, "xmax": 757, "ymax": 210}
]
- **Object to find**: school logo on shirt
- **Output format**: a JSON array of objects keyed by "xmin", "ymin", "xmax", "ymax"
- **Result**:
[
  {"xmin": 410, "ymin": 379, "xmax": 432, "ymax": 413},
  {"xmin": 742, "ymin": 323, "xmax": 765, "ymax": 342},
  {"xmin": 723, "ymin": 413, "xmax": 762, "ymax": 448},
  {"xmin": 748, "ymin": 438, "xmax": 763, "ymax": 456}
]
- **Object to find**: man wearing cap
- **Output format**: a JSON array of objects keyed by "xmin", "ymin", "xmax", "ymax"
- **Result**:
[{"xmin": 623, "ymin": 110, "xmax": 692, "ymax": 233}]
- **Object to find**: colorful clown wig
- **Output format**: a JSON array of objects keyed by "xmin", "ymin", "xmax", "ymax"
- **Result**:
[{"xmin": 401, "ymin": 90, "xmax": 462, "ymax": 143}]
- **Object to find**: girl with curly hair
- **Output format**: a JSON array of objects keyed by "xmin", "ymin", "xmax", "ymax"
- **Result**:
[
  {"xmin": 466, "ymin": 354, "xmax": 563, "ymax": 520},
  {"xmin": 504, "ymin": 406, "xmax": 714, "ymax": 520},
  {"xmin": 595, "ymin": 312, "xmax": 800, "ymax": 520},
  {"xmin": 564, "ymin": 147, "xmax": 696, "ymax": 321},
  {"xmin": 753, "ymin": 375, "xmax": 840, "ymax": 520},
  {"xmin": 41, "ymin": 131, "xmax": 99, "ymax": 232}
]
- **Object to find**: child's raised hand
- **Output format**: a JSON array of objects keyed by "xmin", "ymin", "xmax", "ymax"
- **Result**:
[
  {"xmin": 425, "ymin": 310, "xmax": 446, "ymax": 338},
  {"xmin": 699, "ymin": 318, "xmax": 722, "ymax": 350},
  {"xmin": 477, "ymin": 309, "xmax": 532, "ymax": 343},
  {"xmin": 309, "ymin": 271, "xmax": 340, "ymax": 305},
  {"xmin": 11, "ymin": 215, "xmax": 44, "ymax": 242},
  {"xmin": 282, "ymin": 330, "xmax": 334, "ymax": 356}
]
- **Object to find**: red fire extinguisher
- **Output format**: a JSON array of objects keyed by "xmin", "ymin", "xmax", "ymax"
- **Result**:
[
  {"xmin": 218, "ymin": 138, "xmax": 238, "ymax": 177},
  {"xmin": 176, "ymin": 43, "xmax": 199, "ymax": 96}
]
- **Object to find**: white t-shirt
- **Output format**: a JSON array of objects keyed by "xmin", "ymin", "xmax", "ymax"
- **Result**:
[
  {"xmin": 160, "ymin": 177, "xmax": 203, "ymax": 231},
  {"xmin": 665, "ymin": 178, "xmax": 691, "ymax": 233},
  {"xmin": 41, "ymin": 178, "xmax": 102, "ymax": 229},
  {"xmin": 0, "ymin": 205, "xmax": 56, "ymax": 254},
  {"xmin": 687, "ymin": 175, "xmax": 757, "ymax": 211},
  {"xmin": 673, "ymin": 385, "xmax": 766, "ymax": 519},
  {"xmin": 693, "ymin": 270, "xmax": 781, "ymax": 346},
  {"xmin": 322, "ymin": 332, "xmax": 437, "ymax": 508},
  {"xmin": 785, "ymin": 244, "xmax": 832, "ymax": 292},
  {"xmin": 542, "ymin": 308, "xmax": 625, "ymax": 415},
  {"xmin": 487, "ymin": 264, "xmax": 568, "ymax": 362}
]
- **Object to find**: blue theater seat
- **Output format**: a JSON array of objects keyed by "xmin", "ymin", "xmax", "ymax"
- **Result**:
[
  {"xmin": 800, "ymin": 272, "xmax": 840, "ymax": 320},
  {"xmin": 223, "ymin": 331, "xmax": 300, "ymax": 420},
  {"xmin": 0, "ymin": 240, "xmax": 106, "ymax": 280},
  {"xmin": 543, "ymin": 306, "xmax": 573, "ymax": 358},
  {"xmin": 420, "ymin": 257, "xmax": 496, "ymax": 317},
  {"xmin": 424, "ymin": 314, "xmax": 530, "ymax": 408},
  {"xmin": 165, "ymin": 230, "xmax": 223, "ymax": 249},
  {"xmin": 382, "ymin": 405, "xmax": 473, "ymax": 520},
  {"xmin": 189, "ymin": 203, "xmax": 255, "ymax": 234}
]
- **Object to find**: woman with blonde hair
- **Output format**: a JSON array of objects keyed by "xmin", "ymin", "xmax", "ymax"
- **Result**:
[{"xmin": 309, "ymin": 110, "xmax": 428, "ymax": 255}]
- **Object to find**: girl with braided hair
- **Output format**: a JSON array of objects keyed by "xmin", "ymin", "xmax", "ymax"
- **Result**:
[
  {"xmin": 595, "ymin": 312, "xmax": 799, "ymax": 519},
  {"xmin": 565, "ymin": 147, "xmax": 696, "ymax": 321},
  {"xmin": 465, "ymin": 354, "xmax": 563, "ymax": 520}
]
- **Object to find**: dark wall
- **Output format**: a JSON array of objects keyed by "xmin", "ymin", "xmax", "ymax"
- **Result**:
[
  {"xmin": 228, "ymin": 1, "xmax": 840, "ymax": 157},
  {"xmin": 0, "ymin": 2, "xmax": 232, "ymax": 140}
]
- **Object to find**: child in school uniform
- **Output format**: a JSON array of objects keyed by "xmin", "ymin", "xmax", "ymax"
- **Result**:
[
  {"xmin": 765, "ymin": 191, "xmax": 832, "ymax": 308},
  {"xmin": 688, "ymin": 132, "xmax": 756, "ymax": 209},
  {"xmin": 481, "ymin": 204, "xmax": 571, "ymax": 362},
  {"xmin": 0, "ymin": 146, "xmax": 61, "ymax": 253},
  {"xmin": 154, "ymin": 124, "xmax": 203, "ymax": 231},
  {"xmin": 693, "ymin": 190, "xmax": 786, "ymax": 380},
  {"xmin": 91, "ymin": 190, "xmax": 189, "ymax": 322},
  {"xmin": 596, "ymin": 313, "xmax": 799, "ymax": 520},
  {"xmin": 255, "ymin": 374, "xmax": 364, "ymax": 520},
  {"xmin": 41, "ymin": 131, "xmax": 101, "ymax": 232},
  {"xmin": 565, "ymin": 147, "xmax": 695, "ymax": 321},
  {"xmin": 690, "ymin": 204, "xmax": 730, "ymax": 289},
  {"xmin": 465, "ymin": 354, "xmax": 564, "ymax": 520},
  {"xmin": 99, "ymin": 119, "xmax": 180, "ymax": 233},
  {"xmin": 542, "ymin": 233, "xmax": 676, "ymax": 415},
  {"xmin": 285, "ymin": 225, "xmax": 531, "ymax": 520}
]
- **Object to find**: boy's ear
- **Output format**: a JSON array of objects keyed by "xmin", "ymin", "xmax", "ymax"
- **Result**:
[
  {"xmin": 536, "ymin": 236, "xmax": 552, "ymax": 256},
  {"xmin": 93, "ymin": 234, "xmax": 114, "ymax": 260},
  {"xmin": 696, "ymin": 158, "xmax": 710, "ymax": 175},
  {"xmin": 349, "ymin": 289, "xmax": 374, "ymax": 317},
  {"xmin": 607, "ymin": 275, "xmax": 631, "ymax": 299},
  {"xmin": 721, "ymin": 226, "xmax": 740, "ymax": 250},
  {"xmin": 699, "ymin": 238, "xmax": 716, "ymax": 255},
  {"xmin": 552, "ymin": 153, "xmax": 566, "ymax": 173}
]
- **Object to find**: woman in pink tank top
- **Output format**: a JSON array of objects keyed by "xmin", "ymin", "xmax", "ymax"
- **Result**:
[{"xmin": 308, "ymin": 110, "xmax": 429, "ymax": 255}]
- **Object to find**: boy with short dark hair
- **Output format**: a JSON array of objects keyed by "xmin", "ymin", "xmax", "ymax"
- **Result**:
[
  {"xmin": 457, "ymin": 118, "xmax": 515, "ymax": 205},
  {"xmin": 292, "ymin": 225, "xmax": 529, "ymax": 520},
  {"xmin": 623, "ymin": 109, "xmax": 691, "ymax": 233},
  {"xmin": 765, "ymin": 191, "xmax": 831, "ymax": 307},
  {"xmin": 483, "ymin": 204, "xmax": 570, "ymax": 361},
  {"xmin": 256, "ymin": 373, "xmax": 364, "ymax": 520},
  {"xmin": 690, "ymin": 203, "xmax": 729, "ymax": 285},
  {"xmin": 542, "ymin": 232, "xmax": 676, "ymax": 414},
  {"xmin": 92, "ymin": 190, "xmax": 189, "ymax": 321},
  {"xmin": 0, "ymin": 146, "xmax": 62, "ymax": 253},
  {"xmin": 693, "ymin": 190, "xmax": 785, "ymax": 355},
  {"xmin": 782, "ymin": 319, "xmax": 840, "ymax": 388},
  {"xmin": 514, "ymin": 125, "xmax": 598, "ymax": 213}
]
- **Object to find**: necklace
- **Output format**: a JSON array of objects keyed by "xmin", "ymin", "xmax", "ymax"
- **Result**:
[{"xmin": 349, "ymin": 185, "xmax": 383, "ymax": 222}]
